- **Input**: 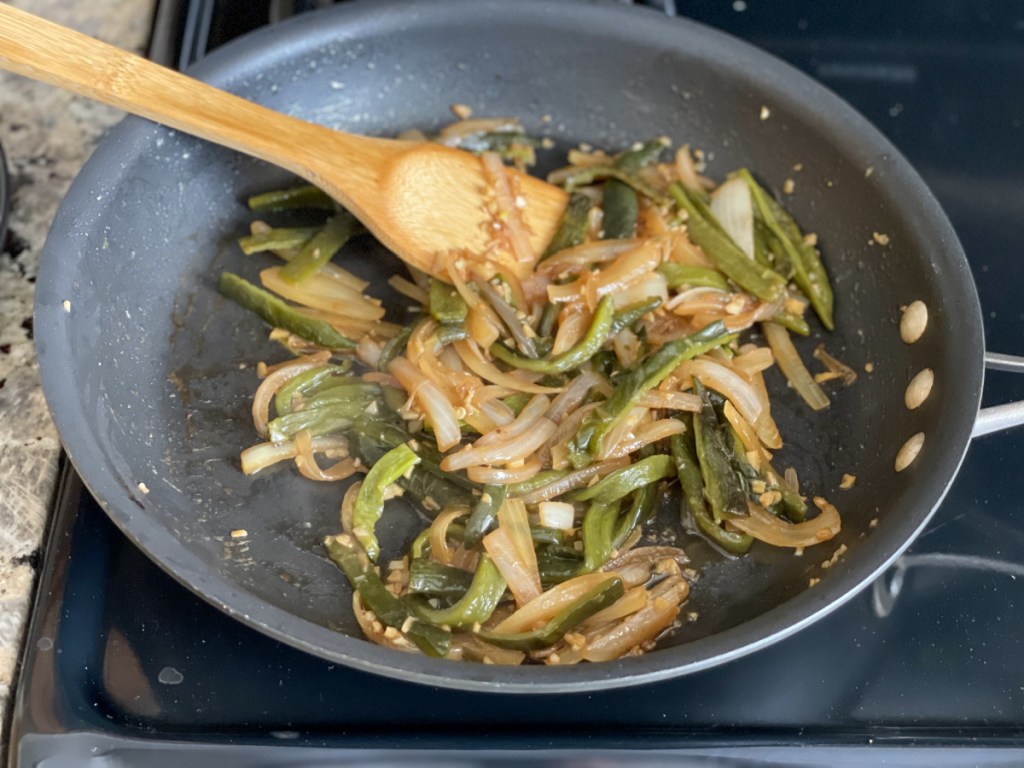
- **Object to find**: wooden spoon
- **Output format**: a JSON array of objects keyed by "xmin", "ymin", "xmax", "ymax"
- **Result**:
[{"xmin": 0, "ymin": 5, "xmax": 567, "ymax": 278}]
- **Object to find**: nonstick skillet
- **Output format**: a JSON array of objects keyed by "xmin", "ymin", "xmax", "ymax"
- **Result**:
[{"xmin": 33, "ymin": 0, "xmax": 1024, "ymax": 692}]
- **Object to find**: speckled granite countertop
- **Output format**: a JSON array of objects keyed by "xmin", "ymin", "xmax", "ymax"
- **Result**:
[{"xmin": 0, "ymin": 0, "xmax": 154, "ymax": 739}]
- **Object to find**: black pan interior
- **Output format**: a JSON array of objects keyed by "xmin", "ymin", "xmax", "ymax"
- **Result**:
[{"xmin": 34, "ymin": 0, "xmax": 982, "ymax": 692}]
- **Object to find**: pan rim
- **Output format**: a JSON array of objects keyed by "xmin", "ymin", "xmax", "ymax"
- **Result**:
[{"xmin": 35, "ymin": 0, "xmax": 984, "ymax": 693}]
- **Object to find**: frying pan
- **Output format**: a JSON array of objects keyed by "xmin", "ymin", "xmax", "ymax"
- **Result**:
[{"xmin": 33, "ymin": 0, "xmax": 1024, "ymax": 693}]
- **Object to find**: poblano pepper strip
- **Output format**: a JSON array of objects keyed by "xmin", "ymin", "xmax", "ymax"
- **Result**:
[
  {"xmin": 570, "ymin": 455, "xmax": 675, "ymax": 503},
  {"xmin": 352, "ymin": 443, "xmax": 421, "ymax": 562},
  {"xmin": 614, "ymin": 137, "xmax": 670, "ymax": 173},
  {"xmin": 408, "ymin": 556, "xmax": 506, "ymax": 629},
  {"xmin": 429, "ymin": 277, "xmax": 469, "ymax": 324},
  {"xmin": 324, "ymin": 534, "xmax": 450, "ymax": 657},
  {"xmin": 601, "ymin": 180, "xmax": 639, "ymax": 240},
  {"xmin": 273, "ymin": 363, "xmax": 351, "ymax": 416},
  {"xmin": 452, "ymin": 131, "xmax": 539, "ymax": 166},
  {"xmin": 670, "ymin": 429, "xmax": 753, "ymax": 555},
  {"xmin": 505, "ymin": 469, "xmax": 568, "ymax": 498},
  {"xmin": 692, "ymin": 379, "xmax": 749, "ymax": 523},
  {"xmin": 435, "ymin": 323, "xmax": 468, "ymax": 345},
  {"xmin": 268, "ymin": 398, "xmax": 378, "ymax": 443},
  {"xmin": 612, "ymin": 480, "xmax": 659, "ymax": 550},
  {"xmin": 537, "ymin": 549, "xmax": 585, "ymax": 588},
  {"xmin": 657, "ymin": 263, "xmax": 731, "ymax": 292},
  {"xmin": 669, "ymin": 183, "xmax": 786, "ymax": 303},
  {"xmin": 738, "ymin": 168, "xmax": 834, "ymax": 330},
  {"xmin": 464, "ymin": 484, "xmax": 507, "ymax": 549},
  {"xmin": 586, "ymin": 320, "xmax": 732, "ymax": 454},
  {"xmin": 377, "ymin": 321, "xmax": 416, "ymax": 372},
  {"xmin": 772, "ymin": 311, "xmax": 810, "ymax": 337},
  {"xmin": 581, "ymin": 502, "xmax": 620, "ymax": 572},
  {"xmin": 408, "ymin": 559, "xmax": 474, "ymax": 600},
  {"xmin": 475, "ymin": 576, "xmax": 625, "ymax": 651},
  {"xmin": 610, "ymin": 297, "xmax": 663, "ymax": 336},
  {"xmin": 219, "ymin": 272, "xmax": 356, "ymax": 350},
  {"xmin": 279, "ymin": 211, "xmax": 360, "ymax": 284},
  {"xmin": 344, "ymin": 420, "xmax": 474, "ymax": 511},
  {"xmin": 541, "ymin": 192, "xmax": 593, "ymax": 260},
  {"xmin": 238, "ymin": 226, "xmax": 318, "ymax": 255},
  {"xmin": 562, "ymin": 165, "xmax": 669, "ymax": 205},
  {"xmin": 247, "ymin": 184, "xmax": 336, "ymax": 211},
  {"xmin": 490, "ymin": 295, "xmax": 615, "ymax": 374}
]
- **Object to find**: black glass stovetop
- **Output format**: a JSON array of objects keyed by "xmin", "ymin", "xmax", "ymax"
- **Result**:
[{"xmin": 9, "ymin": 1, "xmax": 1024, "ymax": 766}]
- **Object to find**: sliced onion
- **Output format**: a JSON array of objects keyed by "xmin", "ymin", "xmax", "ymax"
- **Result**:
[
  {"xmin": 483, "ymin": 520, "xmax": 541, "ymax": 608},
  {"xmin": 387, "ymin": 274, "xmax": 430, "ymax": 305},
  {"xmin": 538, "ymin": 501, "xmax": 576, "ymax": 531},
  {"xmin": 428, "ymin": 506, "xmax": 469, "ymax": 566},
  {"xmin": 293, "ymin": 307, "xmax": 400, "ymax": 338},
  {"xmin": 592, "ymin": 239, "xmax": 665, "ymax": 295},
  {"xmin": 732, "ymin": 346, "xmax": 774, "ymax": 376},
  {"xmin": 730, "ymin": 498, "xmax": 841, "ymax": 547},
  {"xmin": 240, "ymin": 440, "xmax": 300, "ymax": 475},
  {"xmin": 482, "ymin": 151, "xmax": 535, "ymax": 264},
  {"xmin": 500, "ymin": 498, "xmax": 541, "ymax": 599},
  {"xmin": 675, "ymin": 145, "xmax": 712, "ymax": 192},
  {"xmin": 750, "ymin": 370, "xmax": 783, "ymax": 450},
  {"xmin": 518, "ymin": 456, "xmax": 630, "ymax": 504},
  {"xmin": 293, "ymin": 429, "xmax": 359, "ymax": 482},
  {"xmin": 475, "ymin": 395, "xmax": 550, "ymax": 447},
  {"xmin": 251, "ymin": 353, "xmax": 331, "ymax": 438},
  {"xmin": 440, "ymin": 417, "xmax": 556, "ymax": 471},
  {"xmin": 538, "ymin": 402, "xmax": 601, "ymax": 470},
  {"xmin": 546, "ymin": 371, "xmax": 604, "ymax": 425},
  {"xmin": 466, "ymin": 306, "xmax": 502, "ymax": 348},
  {"xmin": 492, "ymin": 573, "xmax": 618, "ymax": 634},
  {"xmin": 722, "ymin": 401, "xmax": 760, "ymax": 454},
  {"xmin": 260, "ymin": 267, "xmax": 385, "ymax": 321},
  {"xmin": 478, "ymin": 397, "xmax": 516, "ymax": 428},
  {"xmin": 612, "ymin": 271, "xmax": 668, "ymax": 310},
  {"xmin": 240, "ymin": 434, "xmax": 350, "ymax": 476},
  {"xmin": 340, "ymin": 480, "xmax": 362, "ymax": 534},
  {"xmin": 551, "ymin": 305, "xmax": 591, "ymax": 356},
  {"xmin": 722, "ymin": 296, "xmax": 784, "ymax": 333},
  {"xmin": 613, "ymin": 327, "xmax": 642, "ymax": 369},
  {"xmin": 475, "ymin": 277, "xmax": 535, "ymax": 357},
  {"xmin": 451, "ymin": 635, "xmax": 526, "ymax": 666},
  {"xmin": 579, "ymin": 578, "xmax": 687, "ymax": 662},
  {"xmin": 666, "ymin": 230, "xmax": 713, "ymax": 267},
  {"xmin": 580, "ymin": 586, "xmax": 649, "ymax": 629},
  {"xmin": 355, "ymin": 337, "xmax": 382, "ymax": 369},
  {"xmin": 599, "ymin": 406, "xmax": 649, "ymax": 461},
  {"xmin": 638, "ymin": 390, "xmax": 701, "ymax": 411},
  {"xmin": 438, "ymin": 117, "xmax": 523, "ymax": 144},
  {"xmin": 388, "ymin": 356, "xmax": 462, "ymax": 451},
  {"xmin": 467, "ymin": 458, "xmax": 542, "ymax": 485},
  {"xmin": 537, "ymin": 240, "xmax": 638, "ymax": 279},
  {"xmin": 710, "ymin": 177, "xmax": 755, "ymax": 259},
  {"xmin": 603, "ymin": 546, "xmax": 690, "ymax": 578},
  {"xmin": 762, "ymin": 322, "xmax": 830, "ymax": 411},
  {"xmin": 602, "ymin": 419, "xmax": 688, "ymax": 461},
  {"xmin": 675, "ymin": 359, "xmax": 763, "ymax": 425},
  {"xmin": 453, "ymin": 339, "xmax": 562, "ymax": 394}
]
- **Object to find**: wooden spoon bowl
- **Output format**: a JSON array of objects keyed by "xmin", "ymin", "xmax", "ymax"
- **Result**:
[{"xmin": 0, "ymin": 4, "xmax": 567, "ymax": 278}]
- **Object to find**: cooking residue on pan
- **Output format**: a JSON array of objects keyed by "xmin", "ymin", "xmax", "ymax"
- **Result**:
[{"xmin": 217, "ymin": 115, "xmax": 856, "ymax": 665}]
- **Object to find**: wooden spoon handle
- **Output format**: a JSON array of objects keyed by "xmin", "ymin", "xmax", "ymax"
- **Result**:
[{"xmin": 0, "ymin": 4, "xmax": 379, "ymax": 192}]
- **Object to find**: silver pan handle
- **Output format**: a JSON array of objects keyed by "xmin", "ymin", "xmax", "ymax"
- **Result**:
[{"xmin": 971, "ymin": 352, "xmax": 1024, "ymax": 438}]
